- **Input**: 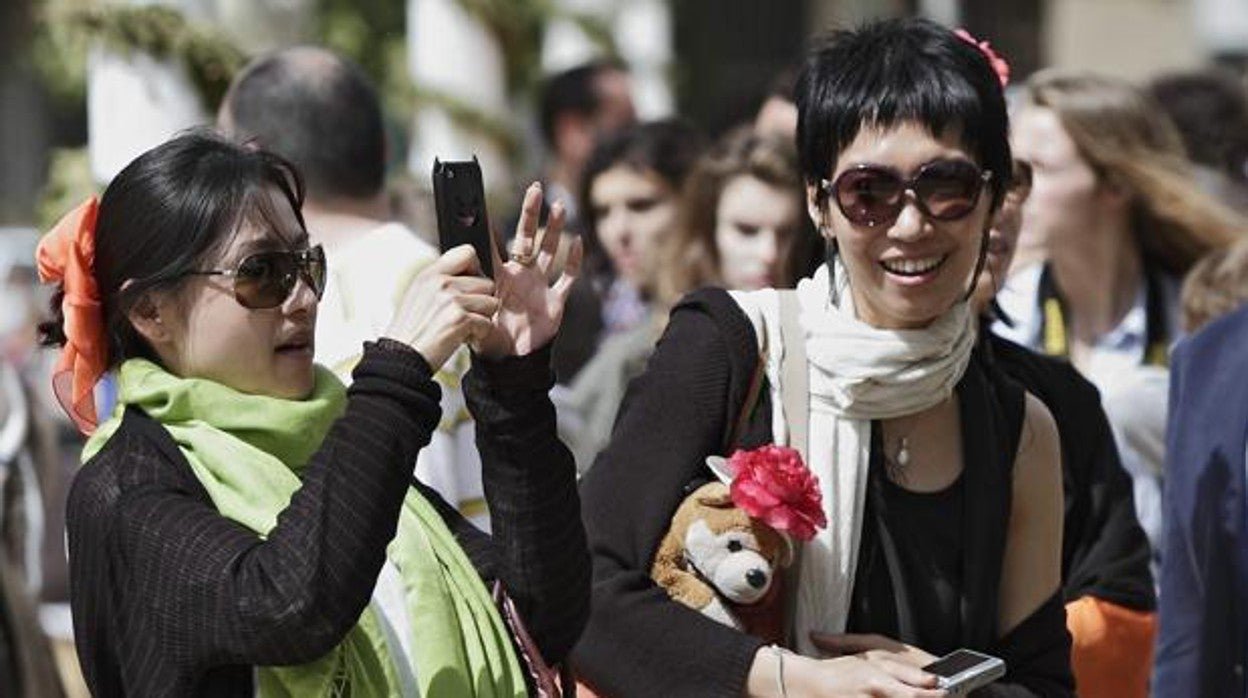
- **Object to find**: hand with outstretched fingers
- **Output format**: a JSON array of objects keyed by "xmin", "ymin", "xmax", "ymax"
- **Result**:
[{"xmin": 472, "ymin": 182, "xmax": 582, "ymax": 358}]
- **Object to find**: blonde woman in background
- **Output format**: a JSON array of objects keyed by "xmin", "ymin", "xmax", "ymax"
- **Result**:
[{"xmin": 999, "ymin": 71, "xmax": 1243, "ymax": 386}]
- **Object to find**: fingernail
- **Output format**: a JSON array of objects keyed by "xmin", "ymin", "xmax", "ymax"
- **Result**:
[{"xmin": 530, "ymin": 181, "xmax": 542, "ymax": 191}]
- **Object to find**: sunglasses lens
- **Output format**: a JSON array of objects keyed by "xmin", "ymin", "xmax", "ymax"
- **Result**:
[
  {"xmin": 914, "ymin": 160, "xmax": 985, "ymax": 220},
  {"xmin": 234, "ymin": 251, "xmax": 297, "ymax": 309},
  {"xmin": 835, "ymin": 169, "xmax": 904, "ymax": 226}
]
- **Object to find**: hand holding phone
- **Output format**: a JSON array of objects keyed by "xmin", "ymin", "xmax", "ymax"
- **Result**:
[
  {"xmin": 432, "ymin": 157, "xmax": 494, "ymax": 279},
  {"xmin": 921, "ymin": 649, "xmax": 1005, "ymax": 695}
]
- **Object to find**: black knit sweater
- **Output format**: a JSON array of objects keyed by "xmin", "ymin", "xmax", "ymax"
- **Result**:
[{"xmin": 66, "ymin": 341, "xmax": 588, "ymax": 697}]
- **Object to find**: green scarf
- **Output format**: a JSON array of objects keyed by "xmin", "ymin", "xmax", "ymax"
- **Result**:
[{"xmin": 84, "ymin": 359, "xmax": 526, "ymax": 697}]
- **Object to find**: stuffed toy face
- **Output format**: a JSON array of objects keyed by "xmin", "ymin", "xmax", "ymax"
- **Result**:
[{"xmin": 683, "ymin": 520, "xmax": 776, "ymax": 604}]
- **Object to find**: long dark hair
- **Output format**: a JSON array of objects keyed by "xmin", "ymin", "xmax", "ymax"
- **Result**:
[
  {"xmin": 39, "ymin": 130, "xmax": 306, "ymax": 368},
  {"xmin": 578, "ymin": 119, "xmax": 707, "ymax": 286}
]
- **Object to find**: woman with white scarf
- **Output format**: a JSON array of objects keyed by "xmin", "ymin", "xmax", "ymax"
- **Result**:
[{"xmin": 573, "ymin": 18, "xmax": 1072, "ymax": 698}]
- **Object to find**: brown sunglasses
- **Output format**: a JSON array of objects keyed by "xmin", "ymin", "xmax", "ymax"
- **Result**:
[{"xmin": 186, "ymin": 245, "xmax": 326, "ymax": 309}]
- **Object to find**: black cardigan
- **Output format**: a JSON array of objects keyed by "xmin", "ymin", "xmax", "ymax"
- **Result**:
[
  {"xmin": 66, "ymin": 341, "xmax": 589, "ymax": 697},
  {"xmin": 572, "ymin": 288, "xmax": 1073, "ymax": 697}
]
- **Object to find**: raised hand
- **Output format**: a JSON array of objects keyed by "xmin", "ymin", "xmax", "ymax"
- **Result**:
[{"xmin": 472, "ymin": 182, "xmax": 582, "ymax": 358}]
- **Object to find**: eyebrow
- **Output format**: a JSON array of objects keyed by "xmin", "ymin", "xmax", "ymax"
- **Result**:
[{"xmin": 234, "ymin": 229, "xmax": 310, "ymax": 256}]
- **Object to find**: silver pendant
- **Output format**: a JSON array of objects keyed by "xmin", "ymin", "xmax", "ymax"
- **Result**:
[{"xmin": 896, "ymin": 436, "xmax": 911, "ymax": 468}]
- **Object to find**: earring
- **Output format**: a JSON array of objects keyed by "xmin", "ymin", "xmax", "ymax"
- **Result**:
[{"xmin": 825, "ymin": 237, "xmax": 840, "ymax": 306}]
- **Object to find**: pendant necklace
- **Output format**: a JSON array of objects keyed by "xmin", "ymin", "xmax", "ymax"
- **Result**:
[
  {"xmin": 884, "ymin": 433, "xmax": 912, "ymax": 484},
  {"xmin": 895, "ymin": 436, "xmax": 912, "ymax": 468}
]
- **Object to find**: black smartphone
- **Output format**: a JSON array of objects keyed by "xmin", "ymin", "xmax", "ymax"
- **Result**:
[
  {"xmin": 432, "ymin": 157, "xmax": 494, "ymax": 279},
  {"xmin": 921, "ymin": 649, "xmax": 1005, "ymax": 695}
]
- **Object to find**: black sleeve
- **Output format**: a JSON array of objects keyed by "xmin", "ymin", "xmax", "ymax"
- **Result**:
[
  {"xmin": 463, "ymin": 343, "xmax": 590, "ymax": 665},
  {"xmin": 987, "ymin": 335, "xmax": 1154, "ymax": 610},
  {"xmin": 978, "ymin": 593, "xmax": 1076, "ymax": 697},
  {"xmin": 572, "ymin": 297, "xmax": 766, "ymax": 698},
  {"xmin": 1059, "ymin": 381, "xmax": 1155, "ymax": 610},
  {"xmin": 68, "ymin": 341, "xmax": 442, "ymax": 689},
  {"xmin": 551, "ymin": 277, "xmax": 603, "ymax": 384}
]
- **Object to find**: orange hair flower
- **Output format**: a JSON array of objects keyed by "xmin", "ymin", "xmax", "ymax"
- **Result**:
[{"xmin": 36, "ymin": 196, "xmax": 106, "ymax": 434}]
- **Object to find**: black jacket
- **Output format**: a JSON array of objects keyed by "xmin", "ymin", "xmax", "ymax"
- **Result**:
[{"xmin": 984, "ymin": 332, "xmax": 1155, "ymax": 611}]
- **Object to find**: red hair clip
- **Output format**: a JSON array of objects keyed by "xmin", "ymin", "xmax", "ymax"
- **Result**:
[{"xmin": 955, "ymin": 28, "xmax": 1011, "ymax": 88}]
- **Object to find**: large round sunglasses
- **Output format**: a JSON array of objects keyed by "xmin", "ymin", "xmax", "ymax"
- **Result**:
[
  {"xmin": 186, "ymin": 245, "xmax": 327, "ymax": 309},
  {"xmin": 822, "ymin": 159, "xmax": 993, "ymax": 228}
]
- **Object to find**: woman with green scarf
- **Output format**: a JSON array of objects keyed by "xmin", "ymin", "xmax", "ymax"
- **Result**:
[{"xmin": 39, "ymin": 132, "xmax": 589, "ymax": 697}]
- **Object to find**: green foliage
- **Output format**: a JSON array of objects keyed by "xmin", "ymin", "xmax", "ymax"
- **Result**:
[
  {"xmin": 29, "ymin": 1, "xmax": 89, "ymax": 111},
  {"xmin": 409, "ymin": 85, "xmax": 522, "ymax": 160},
  {"xmin": 314, "ymin": 0, "xmax": 618, "ymax": 168},
  {"xmin": 564, "ymin": 11, "xmax": 620, "ymax": 63},
  {"xmin": 316, "ymin": 0, "xmax": 406, "ymax": 89},
  {"xmin": 457, "ymin": 0, "xmax": 550, "ymax": 95},
  {"xmin": 32, "ymin": 2, "xmax": 246, "ymax": 111},
  {"xmin": 28, "ymin": 0, "xmax": 624, "ymax": 214},
  {"xmin": 36, "ymin": 147, "xmax": 95, "ymax": 231}
]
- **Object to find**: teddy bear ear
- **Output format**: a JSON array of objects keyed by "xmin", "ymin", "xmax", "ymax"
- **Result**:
[
  {"xmin": 776, "ymin": 534, "xmax": 797, "ymax": 568},
  {"xmin": 705, "ymin": 455, "xmax": 734, "ymax": 485}
]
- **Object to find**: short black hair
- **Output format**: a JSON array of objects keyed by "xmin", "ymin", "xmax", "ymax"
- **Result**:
[
  {"xmin": 796, "ymin": 18, "xmax": 1011, "ymax": 210},
  {"xmin": 578, "ymin": 119, "xmax": 707, "ymax": 280},
  {"xmin": 538, "ymin": 60, "xmax": 626, "ymax": 148},
  {"xmin": 1149, "ymin": 70, "xmax": 1248, "ymax": 183},
  {"xmin": 39, "ymin": 131, "xmax": 306, "ymax": 368},
  {"xmin": 221, "ymin": 47, "xmax": 384, "ymax": 201}
]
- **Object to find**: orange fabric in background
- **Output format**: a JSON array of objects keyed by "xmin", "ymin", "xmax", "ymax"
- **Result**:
[{"xmin": 1066, "ymin": 596, "xmax": 1156, "ymax": 698}]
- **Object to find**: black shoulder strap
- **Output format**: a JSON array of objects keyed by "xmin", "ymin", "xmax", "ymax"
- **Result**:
[
  {"xmin": 1039, "ymin": 260, "xmax": 1170, "ymax": 366},
  {"xmin": 725, "ymin": 354, "xmax": 767, "ymax": 454},
  {"xmin": 1142, "ymin": 262, "xmax": 1171, "ymax": 366},
  {"xmin": 1037, "ymin": 262, "xmax": 1069, "ymax": 359}
]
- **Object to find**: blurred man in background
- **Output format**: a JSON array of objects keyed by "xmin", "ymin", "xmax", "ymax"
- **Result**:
[{"xmin": 536, "ymin": 60, "xmax": 636, "ymax": 234}]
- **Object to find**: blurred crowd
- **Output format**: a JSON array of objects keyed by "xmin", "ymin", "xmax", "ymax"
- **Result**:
[{"xmin": 3, "ymin": 13, "xmax": 1248, "ymax": 698}]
